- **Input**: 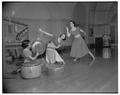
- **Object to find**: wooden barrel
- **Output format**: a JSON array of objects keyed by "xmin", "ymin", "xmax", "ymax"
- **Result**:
[{"xmin": 21, "ymin": 60, "xmax": 42, "ymax": 79}]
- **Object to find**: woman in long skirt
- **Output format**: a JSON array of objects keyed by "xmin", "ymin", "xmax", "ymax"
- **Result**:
[
  {"xmin": 66, "ymin": 20, "xmax": 95, "ymax": 61},
  {"xmin": 46, "ymin": 40, "xmax": 65, "ymax": 65}
]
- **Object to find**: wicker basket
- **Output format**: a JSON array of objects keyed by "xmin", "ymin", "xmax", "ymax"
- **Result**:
[{"xmin": 21, "ymin": 61, "xmax": 42, "ymax": 79}]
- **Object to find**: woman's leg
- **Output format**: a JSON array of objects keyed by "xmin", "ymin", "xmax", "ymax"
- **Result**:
[
  {"xmin": 11, "ymin": 66, "xmax": 21, "ymax": 74},
  {"xmin": 89, "ymin": 51, "xmax": 95, "ymax": 60}
]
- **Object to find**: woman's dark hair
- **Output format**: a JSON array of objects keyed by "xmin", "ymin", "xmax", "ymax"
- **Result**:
[
  {"xmin": 21, "ymin": 40, "xmax": 30, "ymax": 49},
  {"xmin": 59, "ymin": 34, "xmax": 66, "ymax": 40},
  {"xmin": 70, "ymin": 20, "xmax": 79, "ymax": 27}
]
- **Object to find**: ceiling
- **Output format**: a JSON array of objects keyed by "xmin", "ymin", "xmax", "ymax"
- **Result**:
[{"xmin": 2, "ymin": 2, "xmax": 117, "ymax": 24}]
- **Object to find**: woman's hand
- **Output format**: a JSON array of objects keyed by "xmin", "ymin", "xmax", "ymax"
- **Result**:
[
  {"xmin": 66, "ymin": 27, "xmax": 69, "ymax": 32},
  {"xmin": 36, "ymin": 53, "xmax": 39, "ymax": 56},
  {"xmin": 57, "ymin": 44, "xmax": 61, "ymax": 48},
  {"xmin": 39, "ymin": 28, "xmax": 42, "ymax": 32},
  {"xmin": 66, "ymin": 26, "xmax": 71, "ymax": 37}
]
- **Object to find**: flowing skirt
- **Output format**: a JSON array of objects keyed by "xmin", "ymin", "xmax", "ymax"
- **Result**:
[
  {"xmin": 70, "ymin": 36, "xmax": 89, "ymax": 58},
  {"xmin": 46, "ymin": 48, "xmax": 65, "ymax": 64}
]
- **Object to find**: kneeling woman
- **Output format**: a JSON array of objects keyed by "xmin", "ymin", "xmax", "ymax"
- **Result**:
[
  {"xmin": 46, "ymin": 35, "xmax": 66, "ymax": 65},
  {"xmin": 11, "ymin": 40, "xmax": 40, "ymax": 74},
  {"xmin": 22, "ymin": 40, "xmax": 40, "ymax": 63}
]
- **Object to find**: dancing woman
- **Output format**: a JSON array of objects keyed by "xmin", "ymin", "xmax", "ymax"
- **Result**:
[
  {"xmin": 38, "ymin": 28, "xmax": 65, "ymax": 65},
  {"xmin": 66, "ymin": 20, "xmax": 95, "ymax": 61},
  {"xmin": 46, "ymin": 39, "xmax": 66, "ymax": 65}
]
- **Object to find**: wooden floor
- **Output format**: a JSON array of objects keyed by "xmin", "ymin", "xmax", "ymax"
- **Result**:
[{"xmin": 3, "ymin": 47, "xmax": 118, "ymax": 93}]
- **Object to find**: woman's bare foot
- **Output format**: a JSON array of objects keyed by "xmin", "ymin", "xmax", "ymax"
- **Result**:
[{"xmin": 89, "ymin": 59, "xmax": 95, "ymax": 66}]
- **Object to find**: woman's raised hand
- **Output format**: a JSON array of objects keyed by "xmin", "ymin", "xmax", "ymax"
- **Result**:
[
  {"xmin": 66, "ymin": 26, "xmax": 71, "ymax": 37},
  {"xmin": 36, "ymin": 53, "xmax": 40, "ymax": 56},
  {"xmin": 39, "ymin": 28, "xmax": 42, "ymax": 32},
  {"xmin": 66, "ymin": 27, "xmax": 69, "ymax": 32}
]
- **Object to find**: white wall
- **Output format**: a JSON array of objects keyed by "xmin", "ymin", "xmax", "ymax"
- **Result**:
[
  {"xmin": 3, "ymin": 2, "xmax": 117, "ymax": 46},
  {"xmin": 87, "ymin": 2, "xmax": 117, "ymax": 45},
  {"xmin": 3, "ymin": 2, "xmax": 89, "ymax": 46},
  {"xmin": 3, "ymin": 3, "xmax": 77, "ymax": 45}
]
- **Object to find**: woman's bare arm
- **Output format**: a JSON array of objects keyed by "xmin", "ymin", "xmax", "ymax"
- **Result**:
[
  {"xmin": 66, "ymin": 27, "xmax": 71, "ymax": 37},
  {"xmin": 39, "ymin": 28, "xmax": 53, "ymax": 37},
  {"xmin": 80, "ymin": 28, "xmax": 86, "ymax": 35},
  {"xmin": 55, "ymin": 44, "xmax": 61, "ymax": 49},
  {"xmin": 23, "ymin": 49, "xmax": 39, "ymax": 61},
  {"xmin": 28, "ymin": 53, "xmax": 39, "ymax": 60}
]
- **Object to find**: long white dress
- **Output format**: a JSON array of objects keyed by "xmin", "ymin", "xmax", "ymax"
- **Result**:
[{"xmin": 46, "ymin": 41, "xmax": 65, "ymax": 64}]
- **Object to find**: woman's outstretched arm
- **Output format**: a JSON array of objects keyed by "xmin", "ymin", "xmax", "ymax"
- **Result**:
[{"xmin": 39, "ymin": 28, "xmax": 53, "ymax": 37}]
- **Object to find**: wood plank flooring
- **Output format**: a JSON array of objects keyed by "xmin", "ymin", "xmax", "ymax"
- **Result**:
[{"xmin": 3, "ymin": 48, "xmax": 118, "ymax": 93}]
